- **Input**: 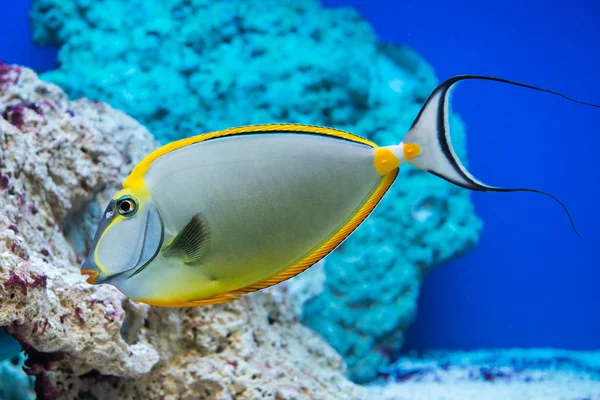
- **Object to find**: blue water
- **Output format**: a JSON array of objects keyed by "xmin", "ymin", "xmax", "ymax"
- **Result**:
[
  {"xmin": 0, "ymin": 0, "xmax": 56, "ymax": 71},
  {"xmin": 1, "ymin": 0, "xmax": 599, "ymax": 353}
]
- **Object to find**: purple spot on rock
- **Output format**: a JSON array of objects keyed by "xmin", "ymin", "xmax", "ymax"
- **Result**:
[
  {"xmin": 2, "ymin": 104, "xmax": 27, "ymax": 128},
  {"xmin": 3, "ymin": 271, "xmax": 47, "ymax": 296},
  {"xmin": 8, "ymin": 224, "xmax": 18, "ymax": 234},
  {"xmin": 105, "ymin": 309, "xmax": 119, "ymax": 321},
  {"xmin": 0, "ymin": 61, "xmax": 20, "ymax": 87},
  {"xmin": 31, "ymin": 274, "xmax": 48, "ymax": 289},
  {"xmin": 226, "ymin": 360, "xmax": 239, "ymax": 374},
  {"xmin": 0, "ymin": 175, "xmax": 8, "ymax": 189},
  {"xmin": 2, "ymin": 101, "xmax": 55, "ymax": 128},
  {"xmin": 3, "ymin": 272, "xmax": 28, "ymax": 295},
  {"xmin": 41, "ymin": 316, "xmax": 50, "ymax": 335},
  {"xmin": 74, "ymin": 307, "xmax": 85, "ymax": 324},
  {"xmin": 66, "ymin": 109, "xmax": 75, "ymax": 117}
]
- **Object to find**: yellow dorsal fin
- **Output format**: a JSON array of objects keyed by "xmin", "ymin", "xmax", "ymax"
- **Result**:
[{"xmin": 124, "ymin": 124, "xmax": 378, "ymax": 190}]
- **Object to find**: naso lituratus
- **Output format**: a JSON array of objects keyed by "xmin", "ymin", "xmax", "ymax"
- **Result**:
[{"xmin": 81, "ymin": 75, "xmax": 599, "ymax": 307}]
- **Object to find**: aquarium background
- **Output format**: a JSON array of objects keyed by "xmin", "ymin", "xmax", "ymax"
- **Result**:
[{"xmin": 0, "ymin": 0, "xmax": 599, "ymax": 393}]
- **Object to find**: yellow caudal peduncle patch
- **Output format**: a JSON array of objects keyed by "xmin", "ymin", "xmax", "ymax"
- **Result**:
[
  {"xmin": 403, "ymin": 143, "xmax": 421, "ymax": 161},
  {"xmin": 374, "ymin": 148, "xmax": 400, "ymax": 175},
  {"xmin": 122, "ymin": 124, "xmax": 378, "ymax": 190}
]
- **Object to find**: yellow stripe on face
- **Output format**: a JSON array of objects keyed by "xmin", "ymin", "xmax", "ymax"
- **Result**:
[
  {"xmin": 93, "ymin": 186, "xmax": 153, "ymax": 275},
  {"xmin": 123, "ymin": 124, "xmax": 378, "ymax": 190}
]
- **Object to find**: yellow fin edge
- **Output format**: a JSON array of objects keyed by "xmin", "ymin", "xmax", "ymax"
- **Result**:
[
  {"xmin": 137, "ymin": 293, "xmax": 241, "ymax": 307},
  {"xmin": 123, "ymin": 124, "xmax": 378, "ymax": 190}
]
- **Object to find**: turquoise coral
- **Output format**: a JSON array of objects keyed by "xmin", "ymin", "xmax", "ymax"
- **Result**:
[
  {"xmin": 0, "ymin": 355, "xmax": 35, "ymax": 400},
  {"xmin": 0, "ymin": 329, "xmax": 32, "ymax": 400},
  {"xmin": 30, "ymin": 0, "xmax": 481, "ymax": 382}
]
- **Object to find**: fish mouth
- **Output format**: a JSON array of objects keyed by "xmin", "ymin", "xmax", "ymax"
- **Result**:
[
  {"xmin": 80, "ymin": 258, "xmax": 108, "ymax": 284},
  {"xmin": 80, "ymin": 257, "xmax": 133, "ymax": 285},
  {"xmin": 80, "ymin": 268, "xmax": 99, "ymax": 284}
]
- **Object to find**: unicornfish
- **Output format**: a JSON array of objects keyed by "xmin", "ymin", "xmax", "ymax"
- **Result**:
[{"xmin": 80, "ymin": 75, "xmax": 599, "ymax": 307}]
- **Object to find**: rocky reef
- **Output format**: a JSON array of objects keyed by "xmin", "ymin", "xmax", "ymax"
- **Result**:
[
  {"xmin": 29, "ymin": 0, "xmax": 482, "ymax": 382},
  {"xmin": 0, "ymin": 63, "xmax": 368, "ymax": 399}
]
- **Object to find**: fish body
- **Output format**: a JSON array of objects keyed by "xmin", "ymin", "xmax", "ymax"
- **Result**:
[
  {"xmin": 105, "ymin": 126, "xmax": 398, "ymax": 306},
  {"xmin": 82, "ymin": 75, "xmax": 596, "ymax": 307}
]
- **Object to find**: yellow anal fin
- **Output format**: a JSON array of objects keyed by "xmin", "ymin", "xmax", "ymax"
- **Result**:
[{"xmin": 137, "ymin": 293, "xmax": 240, "ymax": 307}]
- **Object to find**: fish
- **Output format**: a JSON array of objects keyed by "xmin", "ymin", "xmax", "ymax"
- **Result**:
[{"xmin": 80, "ymin": 75, "xmax": 599, "ymax": 307}]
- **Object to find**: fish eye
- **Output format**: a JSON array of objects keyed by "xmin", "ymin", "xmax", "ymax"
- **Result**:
[{"xmin": 116, "ymin": 196, "xmax": 137, "ymax": 216}]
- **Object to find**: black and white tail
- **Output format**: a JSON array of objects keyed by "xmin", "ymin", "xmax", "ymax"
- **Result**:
[{"xmin": 399, "ymin": 75, "xmax": 600, "ymax": 239}]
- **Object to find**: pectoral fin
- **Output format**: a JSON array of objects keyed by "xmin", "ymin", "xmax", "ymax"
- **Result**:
[{"xmin": 162, "ymin": 213, "xmax": 210, "ymax": 264}]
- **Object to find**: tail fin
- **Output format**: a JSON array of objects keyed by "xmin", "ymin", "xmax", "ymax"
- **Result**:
[{"xmin": 401, "ymin": 75, "xmax": 600, "ymax": 239}]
